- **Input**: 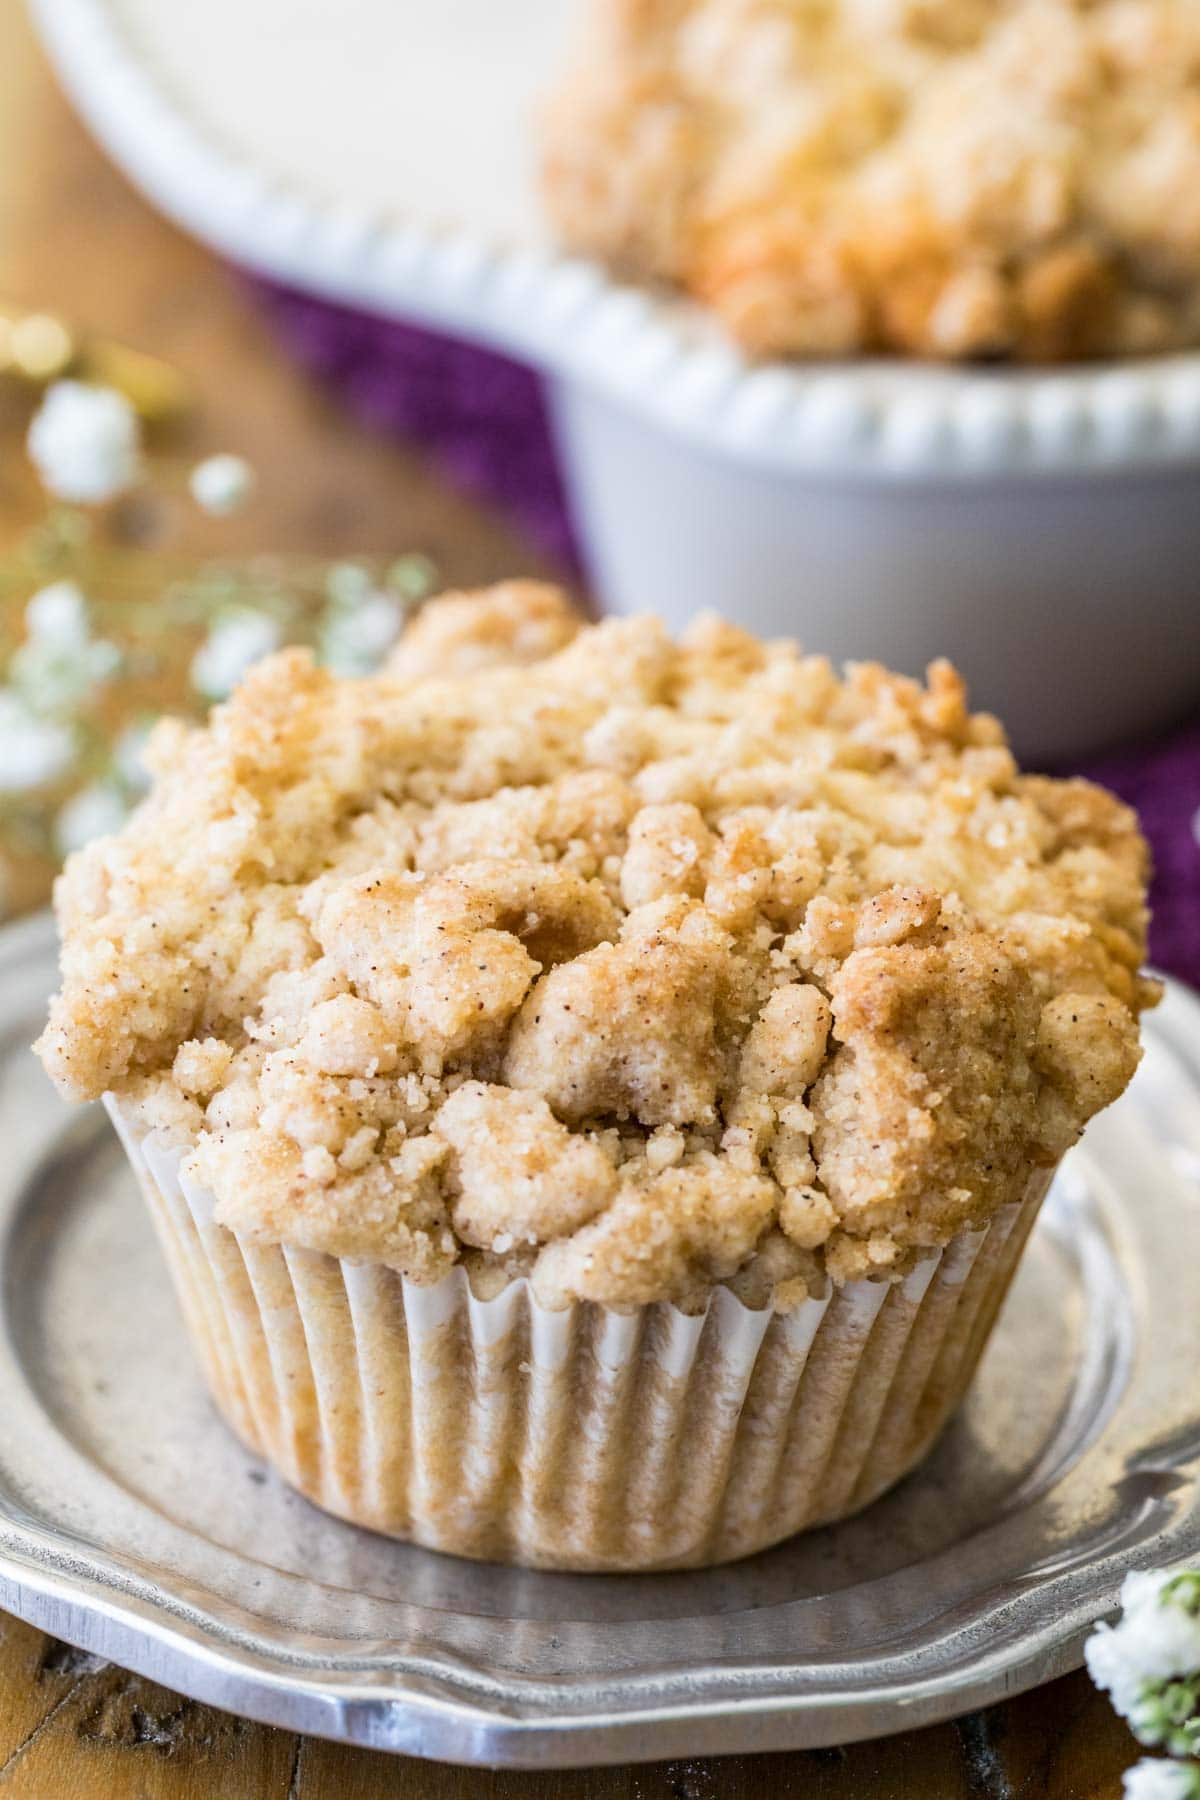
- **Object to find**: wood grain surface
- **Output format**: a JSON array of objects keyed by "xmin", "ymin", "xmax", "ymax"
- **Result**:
[{"xmin": 0, "ymin": 3, "xmax": 1143, "ymax": 1792}]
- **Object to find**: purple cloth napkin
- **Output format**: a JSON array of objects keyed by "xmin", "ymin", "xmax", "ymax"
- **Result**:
[
  {"xmin": 252, "ymin": 278, "xmax": 581, "ymax": 574},
  {"xmin": 1079, "ymin": 719, "xmax": 1200, "ymax": 989},
  {"xmin": 249, "ymin": 276, "xmax": 1200, "ymax": 991}
]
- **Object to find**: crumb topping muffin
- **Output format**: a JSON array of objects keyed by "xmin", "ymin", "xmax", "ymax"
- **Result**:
[
  {"xmin": 37, "ymin": 583, "xmax": 1154, "ymax": 1309},
  {"xmin": 542, "ymin": 0, "xmax": 1200, "ymax": 361}
]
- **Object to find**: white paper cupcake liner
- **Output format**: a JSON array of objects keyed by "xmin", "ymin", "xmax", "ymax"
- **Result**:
[{"xmin": 106, "ymin": 1098, "xmax": 1051, "ymax": 1571}]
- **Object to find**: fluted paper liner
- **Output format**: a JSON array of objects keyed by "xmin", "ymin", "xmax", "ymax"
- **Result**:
[{"xmin": 106, "ymin": 1098, "xmax": 1051, "ymax": 1571}]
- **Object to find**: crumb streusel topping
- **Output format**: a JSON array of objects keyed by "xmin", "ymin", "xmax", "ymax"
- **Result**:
[
  {"xmin": 542, "ymin": 0, "xmax": 1200, "ymax": 361},
  {"xmin": 37, "ymin": 583, "xmax": 1154, "ymax": 1308}
]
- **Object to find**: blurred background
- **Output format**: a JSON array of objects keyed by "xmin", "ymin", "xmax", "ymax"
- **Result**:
[{"xmin": 0, "ymin": 0, "xmax": 577, "ymax": 917}]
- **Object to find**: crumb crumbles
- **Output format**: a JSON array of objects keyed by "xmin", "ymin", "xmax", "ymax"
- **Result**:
[
  {"xmin": 37, "ymin": 583, "xmax": 1154, "ymax": 1309},
  {"xmin": 541, "ymin": 0, "xmax": 1200, "ymax": 361}
]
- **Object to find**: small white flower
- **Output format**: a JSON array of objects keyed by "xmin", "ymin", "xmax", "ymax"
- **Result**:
[
  {"xmin": 15, "ymin": 579, "xmax": 120, "ymax": 715},
  {"xmin": 325, "ymin": 561, "xmax": 374, "ymax": 607},
  {"xmin": 25, "ymin": 580, "xmax": 90, "ymax": 645},
  {"xmin": 54, "ymin": 781, "xmax": 129, "ymax": 856},
  {"xmin": 112, "ymin": 718, "xmax": 157, "ymax": 794},
  {"xmin": 1088, "ymin": 1572, "xmax": 1200, "ymax": 1752},
  {"xmin": 27, "ymin": 380, "xmax": 141, "ymax": 504},
  {"xmin": 189, "ymin": 453, "xmax": 256, "ymax": 516},
  {"xmin": 319, "ymin": 593, "xmax": 404, "ymax": 675},
  {"xmin": 0, "ymin": 690, "xmax": 76, "ymax": 792},
  {"xmin": 190, "ymin": 611, "xmax": 281, "ymax": 700},
  {"xmin": 9, "ymin": 629, "xmax": 121, "ymax": 715},
  {"xmin": 1124, "ymin": 1760, "xmax": 1200, "ymax": 1800}
]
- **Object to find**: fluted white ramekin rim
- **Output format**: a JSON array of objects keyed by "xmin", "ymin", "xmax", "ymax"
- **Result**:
[{"xmin": 31, "ymin": 0, "xmax": 1200, "ymax": 483}]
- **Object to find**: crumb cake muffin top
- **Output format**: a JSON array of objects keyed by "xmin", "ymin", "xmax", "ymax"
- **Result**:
[
  {"xmin": 37, "ymin": 583, "xmax": 1154, "ymax": 1309},
  {"xmin": 542, "ymin": 0, "xmax": 1200, "ymax": 361}
]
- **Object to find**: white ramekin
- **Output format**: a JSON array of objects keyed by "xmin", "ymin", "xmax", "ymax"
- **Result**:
[
  {"xmin": 31, "ymin": 0, "xmax": 1200, "ymax": 758},
  {"xmin": 107, "ymin": 1097, "xmax": 1052, "ymax": 1571}
]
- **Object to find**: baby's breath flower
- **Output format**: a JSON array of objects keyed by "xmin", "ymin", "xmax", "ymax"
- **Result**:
[
  {"xmin": 112, "ymin": 718, "xmax": 157, "ymax": 794},
  {"xmin": 54, "ymin": 781, "xmax": 129, "ymax": 856},
  {"xmin": 24, "ymin": 579, "xmax": 90, "ymax": 644},
  {"xmin": 189, "ymin": 453, "xmax": 256, "ymax": 516},
  {"xmin": 27, "ymin": 380, "xmax": 141, "ymax": 504},
  {"xmin": 9, "ymin": 586, "xmax": 121, "ymax": 714},
  {"xmin": 386, "ymin": 552, "xmax": 439, "ymax": 602},
  {"xmin": 1088, "ymin": 1572, "xmax": 1200, "ymax": 1754},
  {"xmin": 319, "ymin": 592, "xmax": 404, "ymax": 675},
  {"xmin": 0, "ymin": 691, "xmax": 76, "ymax": 792},
  {"xmin": 190, "ymin": 610, "xmax": 281, "ymax": 701},
  {"xmin": 1124, "ymin": 1759, "xmax": 1200, "ymax": 1800},
  {"xmin": 325, "ymin": 561, "xmax": 374, "ymax": 608}
]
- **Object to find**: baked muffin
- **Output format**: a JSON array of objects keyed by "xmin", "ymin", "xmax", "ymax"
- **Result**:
[
  {"xmin": 542, "ymin": 0, "xmax": 1200, "ymax": 361},
  {"xmin": 37, "ymin": 582, "xmax": 1154, "ymax": 1569}
]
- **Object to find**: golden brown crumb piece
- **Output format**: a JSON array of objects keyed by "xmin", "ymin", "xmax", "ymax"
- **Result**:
[
  {"xmin": 738, "ymin": 983, "xmax": 832, "ymax": 1099},
  {"xmin": 505, "ymin": 897, "xmax": 730, "ymax": 1127},
  {"xmin": 437, "ymin": 1081, "xmax": 618, "ymax": 1248},
  {"xmin": 386, "ymin": 582, "xmax": 583, "ymax": 679},
  {"xmin": 532, "ymin": 1154, "xmax": 778, "ymax": 1309}
]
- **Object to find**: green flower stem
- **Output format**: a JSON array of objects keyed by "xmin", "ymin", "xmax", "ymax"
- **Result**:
[{"xmin": 1133, "ymin": 1676, "xmax": 1200, "ymax": 1755}]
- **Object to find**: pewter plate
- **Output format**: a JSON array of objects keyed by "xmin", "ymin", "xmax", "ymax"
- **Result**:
[{"xmin": 2, "ymin": 910, "xmax": 1199, "ymax": 1768}]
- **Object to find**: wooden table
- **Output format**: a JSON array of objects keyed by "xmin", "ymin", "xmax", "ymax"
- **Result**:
[{"xmin": 0, "ymin": 5, "xmax": 1144, "ymax": 1792}]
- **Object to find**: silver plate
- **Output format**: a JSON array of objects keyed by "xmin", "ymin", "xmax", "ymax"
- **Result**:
[{"xmin": 1, "ymin": 909, "xmax": 1199, "ymax": 1768}]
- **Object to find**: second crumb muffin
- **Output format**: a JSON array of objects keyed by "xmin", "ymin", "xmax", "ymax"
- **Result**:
[
  {"xmin": 38, "ymin": 583, "xmax": 1154, "ymax": 1568},
  {"xmin": 542, "ymin": 0, "xmax": 1200, "ymax": 361}
]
